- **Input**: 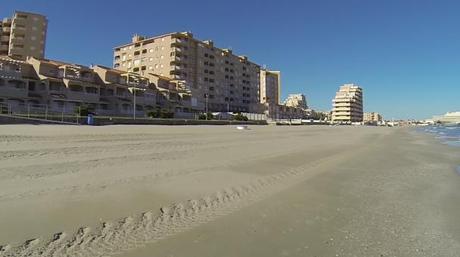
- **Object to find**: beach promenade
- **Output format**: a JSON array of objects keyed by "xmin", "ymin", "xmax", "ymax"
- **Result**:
[{"xmin": 0, "ymin": 125, "xmax": 459, "ymax": 257}]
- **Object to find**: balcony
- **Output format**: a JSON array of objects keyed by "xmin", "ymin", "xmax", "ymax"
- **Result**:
[
  {"xmin": 0, "ymin": 36, "xmax": 10, "ymax": 42},
  {"xmin": 0, "ymin": 68, "xmax": 22, "ymax": 79},
  {"xmin": 9, "ymin": 36, "xmax": 24, "ymax": 44},
  {"xmin": 12, "ymin": 24, "xmax": 26, "ymax": 31},
  {"xmin": 171, "ymin": 39, "xmax": 187, "ymax": 47},
  {"xmin": 0, "ymin": 78, "xmax": 28, "ymax": 98},
  {"xmin": 2, "ymin": 26, "xmax": 11, "ymax": 33}
]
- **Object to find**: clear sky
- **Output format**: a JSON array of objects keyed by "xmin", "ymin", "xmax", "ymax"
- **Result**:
[{"xmin": 2, "ymin": 0, "xmax": 459, "ymax": 119}]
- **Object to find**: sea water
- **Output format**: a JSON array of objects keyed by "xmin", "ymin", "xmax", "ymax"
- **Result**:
[
  {"xmin": 422, "ymin": 125, "xmax": 460, "ymax": 147},
  {"xmin": 421, "ymin": 125, "xmax": 460, "ymax": 175}
]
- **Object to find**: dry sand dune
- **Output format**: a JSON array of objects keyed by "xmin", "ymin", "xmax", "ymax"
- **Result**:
[{"xmin": 0, "ymin": 125, "xmax": 459, "ymax": 257}]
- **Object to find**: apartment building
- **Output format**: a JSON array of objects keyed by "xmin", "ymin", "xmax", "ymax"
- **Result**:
[
  {"xmin": 259, "ymin": 70, "xmax": 280, "ymax": 105},
  {"xmin": 331, "ymin": 84, "xmax": 363, "ymax": 123},
  {"xmin": 284, "ymin": 94, "xmax": 308, "ymax": 109},
  {"xmin": 363, "ymin": 112, "xmax": 383, "ymax": 124},
  {"xmin": 0, "ymin": 56, "xmax": 191, "ymax": 116},
  {"xmin": 0, "ymin": 11, "xmax": 47, "ymax": 60},
  {"xmin": 113, "ymin": 32, "xmax": 261, "ymax": 113}
]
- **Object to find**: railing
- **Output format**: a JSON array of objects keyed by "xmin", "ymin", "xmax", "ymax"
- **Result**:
[{"xmin": 0, "ymin": 102, "xmax": 81, "ymax": 124}]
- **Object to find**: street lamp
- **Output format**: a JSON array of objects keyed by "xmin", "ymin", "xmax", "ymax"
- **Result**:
[
  {"xmin": 204, "ymin": 93, "xmax": 209, "ymax": 120},
  {"xmin": 127, "ymin": 72, "xmax": 146, "ymax": 120}
]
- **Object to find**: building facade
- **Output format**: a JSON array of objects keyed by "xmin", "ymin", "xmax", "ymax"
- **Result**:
[
  {"xmin": 0, "ymin": 56, "xmax": 191, "ymax": 117},
  {"xmin": 363, "ymin": 112, "xmax": 383, "ymax": 124},
  {"xmin": 113, "ymin": 32, "xmax": 261, "ymax": 113},
  {"xmin": 284, "ymin": 94, "xmax": 308, "ymax": 109},
  {"xmin": 0, "ymin": 11, "xmax": 47, "ymax": 60},
  {"xmin": 259, "ymin": 70, "xmax": 280, "ymax": 105},
  {"xmin": 332, "ymin": 84, "xmax": 363, "ymax": 123}
]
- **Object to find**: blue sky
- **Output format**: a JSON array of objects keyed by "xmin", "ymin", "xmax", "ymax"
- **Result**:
[{"xmin": 2, "ymin": 0, "xmax": 459, "ymax": 119}]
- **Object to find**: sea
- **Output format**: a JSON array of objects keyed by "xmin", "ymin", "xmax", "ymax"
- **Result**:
[{"xmin": 420, "ymin": 125, "xmax": 460, "ymax": 175}]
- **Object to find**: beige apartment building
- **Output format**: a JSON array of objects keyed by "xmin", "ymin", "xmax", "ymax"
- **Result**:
[
  {"xmin": 113, "ymin": 32, "xmax": 261, "ymax": 113},
  {"xmin": 332, "ymin": 84, "xmax": 363, "ymax": 123},
  {"xmin": 284, "ymin": 94, "xmax": 308, "ymax": 109},
  {"xmin": 0, "ymin": 11, "xmax": 47, "ymax": 60},
  {"xmin": 259, "ymin": 70, "xmax": 280, "ymax": 105},
  {"xmin": 363, "ymin": 112, "xmax": 383, "ymax": 124},
  {"xmin": 0, "ymin": 56, "xmax": 191, "ymax": 117}
]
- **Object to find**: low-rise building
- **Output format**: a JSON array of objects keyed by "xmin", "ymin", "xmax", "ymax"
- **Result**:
[
  {"xmin": 433, "ymin": 112, "xmax": 460, "ymax": 124},
  {"xmin": 363, "ymin": 112, "xmax": 383, "ymax": 124},
  {"xmin": 0, "ymin": 56, "xmax": 191, "ymax": 117}
]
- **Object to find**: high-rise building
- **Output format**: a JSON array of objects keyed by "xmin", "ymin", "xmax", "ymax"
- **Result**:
[
  {"xmin": 259, "ymin": 70, "xmax": 280, "ymax": 105},
  {"xmin": 284, "ymin": 94, "xmax": 308, "ymax": 109},
  {"xmin": 113, "ymin": 32, "xmax": 261, "ymax": 112},
  {"xmin": 332, "ymin": 84, "xmax": 363, "ymax": 123},
  {"xmin": 0, "ymin": 11, "xmax": 47, "ymax": 60}
]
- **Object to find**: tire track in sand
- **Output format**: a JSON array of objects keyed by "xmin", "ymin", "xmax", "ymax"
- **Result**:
[{"xmin": 0, "ymin": 153, "xmax": 345, "ymax": 257}]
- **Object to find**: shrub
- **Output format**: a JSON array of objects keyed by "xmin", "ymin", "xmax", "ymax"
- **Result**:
[
  {"xmin": 233, "ymin": 113, "xmax": 248, "ymax": 121},
  {"xmin": 148, "ymin": 109, "xmax": 174, "ymax": 119},
  {"xmin": 75, "ymin": 104, "xmax": 94, "ymax": 116},
  {"xmin": 198, "ymin": 112, "xmax": 214, "ymax": 120}
]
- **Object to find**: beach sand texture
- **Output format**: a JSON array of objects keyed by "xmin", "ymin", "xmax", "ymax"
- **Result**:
[{"xmin": 0, "ymin": 125, "xmax": 459, "ymax": 257}]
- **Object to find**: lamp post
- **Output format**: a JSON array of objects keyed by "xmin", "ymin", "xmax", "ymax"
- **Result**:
[
  {"xmin": 204, "ymin": 93, "xmax": 209, "ymax": 120},
  {"xmin": 133, "ymin": 88, "xmax": 136, "ymax": 120}
]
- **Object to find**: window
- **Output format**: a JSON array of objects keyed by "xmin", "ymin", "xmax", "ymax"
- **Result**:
[
  {"xmin": 85, "ymin": 87, "xmax": 98, "ymax": 94},
  {"xmin": 133, "ymin": 67, "xmax": 139, "ymax": 72},
  {"xmin": 204, "ymin": 53, "xmax": 209, "ymax": 57},
  {"xmin": 141, "ymin": 66, "xmax": 146, "ymax": 70},
  {"xmin": 142, "ymin": 49, "xmax": 147, "ymax": 54}
]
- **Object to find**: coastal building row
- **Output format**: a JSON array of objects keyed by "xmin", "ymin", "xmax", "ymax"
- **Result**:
[
  {"xmin": 0, "ymin": 56, "xmax": 192, "ymax": 116},
  {"xmin": 331, "ymin": 84, "xmax": 363, "ymax": 123},
  {"xmin": 0, "ymin": 11, "xmax": 47, "ymax": 60},
  {"xmin": 0, "ymin": 11, "xmax": 311, "ymax": 119}
]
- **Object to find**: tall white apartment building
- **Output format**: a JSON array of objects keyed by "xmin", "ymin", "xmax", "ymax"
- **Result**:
[{"xmin": 332, "ymin": 84, "xmax": 363, "ymax": 123}]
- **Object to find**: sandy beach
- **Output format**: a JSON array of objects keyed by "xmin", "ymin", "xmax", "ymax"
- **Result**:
[{"xmin": 0, "ymin": 125, "xmax": 459, "ymax": 257}]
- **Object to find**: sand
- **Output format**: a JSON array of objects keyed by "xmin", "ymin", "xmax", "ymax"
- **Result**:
[{"xmin": 0, "ymin": 125, "xmax": 459, "ymax": 257}]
